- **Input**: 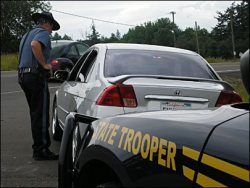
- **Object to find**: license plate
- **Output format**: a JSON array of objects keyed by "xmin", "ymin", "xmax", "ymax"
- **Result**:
[{"xmin": 161, "ymin": 101, "xmax": 192, "ymax": 110}]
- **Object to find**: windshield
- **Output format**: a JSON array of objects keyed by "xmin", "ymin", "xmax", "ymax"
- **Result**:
[{"xmin": 104, "ymin": 49, "xmax": 216, "ymax": 79}]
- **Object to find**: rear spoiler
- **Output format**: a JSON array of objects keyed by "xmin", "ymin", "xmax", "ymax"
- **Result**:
[{"xmin": 107, "ymin": 74, "xmax": 234, "ymax": 91}]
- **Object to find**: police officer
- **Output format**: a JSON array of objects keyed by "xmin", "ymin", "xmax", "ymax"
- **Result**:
[{"xmin": 18, "ymin": 12, "xmax": 60, "ymax": 160}]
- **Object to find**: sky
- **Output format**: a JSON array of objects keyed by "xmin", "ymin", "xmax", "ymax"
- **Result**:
[{"xmin": 49, "ymin": 1, "xmax": 240, "ymax": 40}]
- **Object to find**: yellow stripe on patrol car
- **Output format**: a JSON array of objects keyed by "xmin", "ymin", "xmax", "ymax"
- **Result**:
[
  {"xmin": 183, "ymin": 166, "xmax": 195, "ymax": 181},
  {"xmin": 183, "ymin": 165, "xmax": 226, "ymax": 187},
  {"xmin": 182, "ymin": 146, "xmax": 200, "ymax": 161},
  {"xmin": 201, "ymin": 153, "xmax": 250, "ymax": 182},
  {"xmin": 196, "ymin": 172, "xmax": 226, "ymax": 187}
]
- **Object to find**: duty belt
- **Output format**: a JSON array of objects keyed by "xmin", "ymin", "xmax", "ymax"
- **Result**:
[{"xmin": 18, "ymin": 68, "xmax": 38, "ymax": 74}]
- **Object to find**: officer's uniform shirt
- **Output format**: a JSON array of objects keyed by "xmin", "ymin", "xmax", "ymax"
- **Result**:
[{"xmin": 19, "ymin": 27, "xmax": 51, "ymax": 69}]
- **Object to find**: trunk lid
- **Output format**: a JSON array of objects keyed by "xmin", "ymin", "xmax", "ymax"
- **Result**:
[{"xmin": 108, "ymin": 75, "xmax": 233, "ymax": 113}]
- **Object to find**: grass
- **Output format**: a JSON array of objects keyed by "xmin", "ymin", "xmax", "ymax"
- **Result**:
[
  {"xmin": 1, "ymin": 53, "xmax": 248, "ymax": 102},
  {"xmin": 206, "ymin": 57, "xmax": 240, "ymax": 63},
  {"xmin": 220, "ymin": 73, "xmax": 249, "ymax": 102},
  {"xmin": 1, "ymin": 53, "xmax": 19, "ymax": 71}
]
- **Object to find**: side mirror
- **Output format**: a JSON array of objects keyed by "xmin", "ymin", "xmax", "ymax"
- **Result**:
[
  {"xmin": 240, "ymin": 49, "xmax": 249, "ymax": 94},
  {"xmin": 54, "ymin": 70, "xmax": 70, "ymax": 81}
]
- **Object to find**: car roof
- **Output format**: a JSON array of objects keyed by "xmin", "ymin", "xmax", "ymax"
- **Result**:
[
  {"xmin": 51, "ymin": 40, "xmax": 76, "ymax": 45},
  {"xmin": 51, "ymin": 40, "xmax": 76, "ymax": 43},
  {"xmin": 95, "ymin": 43, "xmax": 197, "ymax": 55},
  {"xmin": 51, "ymin": 40, "xmax": 89, "ymax": 48}
]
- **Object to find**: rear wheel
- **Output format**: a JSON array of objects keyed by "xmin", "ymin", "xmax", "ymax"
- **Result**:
[{"xmin": 52, "ymin": 100, "xmax": 63, "ymax": 141}]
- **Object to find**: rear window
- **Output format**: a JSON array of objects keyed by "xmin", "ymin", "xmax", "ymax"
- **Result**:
[
  {"xmin": 50, "ymin": 45, "xmax": 66, "ymax": 59},
  {"xmin": 104, "ymin": 49, "xmax": 215, "ymax": 79}
]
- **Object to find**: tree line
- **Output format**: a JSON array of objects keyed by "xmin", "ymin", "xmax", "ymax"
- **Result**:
[{"xmin": 1, "ymin": 1, "xmax": 249, "ymax": 59}]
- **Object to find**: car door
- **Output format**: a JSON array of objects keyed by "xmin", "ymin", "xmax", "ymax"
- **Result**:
[
  {"xmin": 57, "ymin": 50, "xmax": 93, "ymax": 128},
  {"xmin": 72, "ymin": 49, "xmax": 99, "ymax": 116},
  {"xmin": 57, "ymin": 49, "xmax": 98, "ymax": 128}
]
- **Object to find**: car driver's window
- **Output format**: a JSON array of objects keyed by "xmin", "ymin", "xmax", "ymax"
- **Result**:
[
  {"xmin": 76, "ymin": 50, "xmax": 98, "ymax": 82},
  {"xmin": 68, "ymin": 51, "xmax": 91, "ymax": 81}
]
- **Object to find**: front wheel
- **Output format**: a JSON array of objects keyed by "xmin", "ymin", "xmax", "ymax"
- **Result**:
[{"xmin": 52, "ymin": 100, "xmax": 63, "ymax": 141}]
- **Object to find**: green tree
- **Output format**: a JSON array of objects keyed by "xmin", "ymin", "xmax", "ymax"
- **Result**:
[
  {"xmin": 122, "ymin": 18, "xmax": 179, "ymax": 46},
  {"xmin": 51, "ymin": 32, "xmax": 62, "ymax": 40},
  {"xmin": 176, "ymin": 28, "xmax": 197, "ymax": 52},
  {"xmin": 109, "ymin": 33, "xmax": 118, "ymax": 42},
  {"xmin": 115, "ymin": 29, "xmax": 121, "ymax": 40},
  {"xmin": 86, "ymin": 21, "xmax": 100, "ymax": 46},
  {"xmin": 211, "ymin": 0, "xmax": 249, "ymax": 58},
  {"xmin": 1, "ymin": 1, "xmax": 51, "ymax": 53},
  {"xmin": 62, "ymin": 34, "xmax": 72, "ymax": 40},
  {"xmin": 196, "ymin": 28, "xmax": 211, "ymax": 57},
  {"xmin": 100, "ymin": 31, "xmax": 121, "ymax": 43}
]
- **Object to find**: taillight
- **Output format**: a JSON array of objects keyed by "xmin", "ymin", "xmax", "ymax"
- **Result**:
[
  {"xmin": 51, "ymin": 59, "xmax": 59, "ymax": 65},
  {"xmin": 97, "ymin": 84, "xmax": 137, "ymax": 108},
  {"xmin": 216, "ymin": 91, "xmax": 242, "ymax": 107}
]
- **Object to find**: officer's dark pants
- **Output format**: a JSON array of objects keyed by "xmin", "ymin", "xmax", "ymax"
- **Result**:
[{"xmin": 19, "ymin": 73, "xmax": 51, "ymax": 154}]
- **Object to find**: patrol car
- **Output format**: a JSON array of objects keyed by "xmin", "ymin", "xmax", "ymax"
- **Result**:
[{"xmin": 58, "ymin": 50, "xmax": 249, "ymax": 187}]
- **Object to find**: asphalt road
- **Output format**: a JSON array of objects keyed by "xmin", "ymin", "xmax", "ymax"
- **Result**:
[
  {"xmin": 1, "ymin": 71, "xmax": 61, "ymax": 187},
  {"xmin": 0, "ymin": 62, "xmax": 240, "ymax": 187},
  {"xmin": 210, "ymin": 62, "xmax": 240, "ymax": 73}
]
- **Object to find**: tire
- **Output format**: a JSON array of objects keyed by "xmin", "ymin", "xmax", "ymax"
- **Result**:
[{"xmin": 52, "ymin": 100, "xmax": 63, "ymax": 141}]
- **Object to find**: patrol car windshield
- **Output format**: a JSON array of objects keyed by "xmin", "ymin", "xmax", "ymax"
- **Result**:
[{"xmin": 104, "ymin": 49, "xmax": 215, "ymax": 79}]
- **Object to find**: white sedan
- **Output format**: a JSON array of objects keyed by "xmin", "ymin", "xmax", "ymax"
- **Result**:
[{"xmin": 51, "ymin": 43, "xmax": 242, "ymax": 140}]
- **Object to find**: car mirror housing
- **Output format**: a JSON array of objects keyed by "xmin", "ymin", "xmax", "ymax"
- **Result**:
[
  {"xmin": 240, "ymin": 49, "xmax": 249, "ymax": 94},
  {"xmin": 54, "ymin": 70, "xmax": 70, "ymax": 81}
]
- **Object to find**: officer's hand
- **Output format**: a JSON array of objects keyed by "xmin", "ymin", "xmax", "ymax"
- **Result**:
[
  {"xmin": 43, "ymin": 64, "xmax": 53, "ymax": 77},
  {"xmin": 43, "ymin": 64, "xmax": 52, "ymax": 70}
]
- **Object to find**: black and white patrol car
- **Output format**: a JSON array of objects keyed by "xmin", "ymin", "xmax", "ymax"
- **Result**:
[{"xmin": 58, "ymin": 50, "xmax": 249, "ymax": 187}]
